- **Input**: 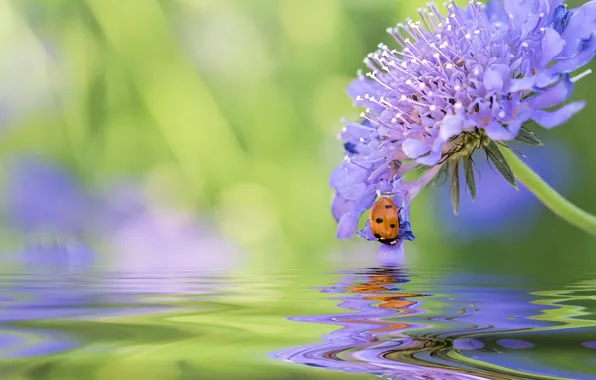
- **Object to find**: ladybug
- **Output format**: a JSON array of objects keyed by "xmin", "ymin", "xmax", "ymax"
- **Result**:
[{"xmin": 369, "ymin": 197, "xmax": 400, "ymax": 245}]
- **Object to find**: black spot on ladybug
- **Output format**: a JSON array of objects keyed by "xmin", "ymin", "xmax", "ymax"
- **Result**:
[
  {"xmin": 376, "ymin": 218, "xmax": 383, "ymax": 223},
  {"xmin": 374, "ymin": 233, "xmax": 381, "ymax": 239},
  {"xmin": 390, "ymin": 224, "xmax": 396, "ymax": 228},
  {"xmin": 385, "ymin": 204, "xmax": 392, "ymax": 209}
]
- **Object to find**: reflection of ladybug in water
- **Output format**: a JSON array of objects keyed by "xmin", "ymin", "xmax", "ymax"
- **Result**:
[
  {"xmin": 346, "ymin": 271, "xmax": 418, "ymax": 311},
  {"xmin": 369, "ymin": 197, "xmax": 400, "ymax": 245},
  {"xmin": 344, "ymin": 270, "xmax": 420, "ymax": 334}
]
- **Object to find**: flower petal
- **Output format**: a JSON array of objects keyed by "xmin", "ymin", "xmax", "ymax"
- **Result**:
[
  {"xmin": 417, "ymin": 150, "xmax": 442, "ymax": 166},
  {"xmin": 377, "ymin": 243, "xmax": 405, "ymax": 265},
  {"xmin": 484, "ymin": 121, "xmax": 514, "ymax": 140},
  {"xmin": 538, "ymin": 27, "xmax": 566, "ymax": 68},
  {"xmin": 331, "ymin": 192, "xmax": 355, "ymax": 222},
  {"xmin": 531, "ymin": 100, "xmax": 586, "ymax": 128},
  {"xmin": 527, "ymin": 75, "xmax": 572, "ymax": 109},
  {"xmin": 357, "ymin": 220, "xmax": 376, "ymax": 241},
  {"xmin": 439, "ymin": 115, "xmax": 464, "ymax": 141},
  {"xmin": 559, "ymin": 0, "xmax": 596, "ymax": 58},
  {"xmin": 548, "ymin": 35, "xmax": 596, "ymax": 73},
  {"xmin": 402, "ymin": 138, "xmax": 429, "ymax": 159},
  {"xmin": 336, "ymin": 213, "xmax": 359, "ymax": 239}
]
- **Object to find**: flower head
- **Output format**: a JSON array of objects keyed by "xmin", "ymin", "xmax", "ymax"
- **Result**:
[{"xmin": 331, "ymin": 0, "xmax": 596, "ymax": 248}]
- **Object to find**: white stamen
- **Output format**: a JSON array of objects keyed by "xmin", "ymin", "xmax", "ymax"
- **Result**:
[
  {"xmin": 571, "ymin": 69, "xmax": 593, "ymax": 83},
  {"xmin": 498, "ymin": 111, "xmax": 506, "ymax": 118}
]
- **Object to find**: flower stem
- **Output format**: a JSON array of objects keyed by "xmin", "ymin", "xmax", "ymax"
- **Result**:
[{"xmin": 499, "ymin": 146, "xmax": 596, "ymax": 236}]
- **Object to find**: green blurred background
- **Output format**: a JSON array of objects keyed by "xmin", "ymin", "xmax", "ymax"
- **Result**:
[{"xmin": 0, "ymin": 0, "xmax": 595, "ymax": 275}]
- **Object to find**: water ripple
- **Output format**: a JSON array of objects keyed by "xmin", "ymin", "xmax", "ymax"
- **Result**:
[{"xmin": 273, "ymin": 267, "xmax": 596, "ymax": 380}]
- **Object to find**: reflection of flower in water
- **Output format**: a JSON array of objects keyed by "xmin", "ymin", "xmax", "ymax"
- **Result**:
[{"xmin": 273, "ymin": 268, "xmax": 565, "ymax": 380}]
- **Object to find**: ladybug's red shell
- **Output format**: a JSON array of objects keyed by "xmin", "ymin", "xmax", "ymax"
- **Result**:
[{"xmin": 368, "ymin": 197, "xmax": 399, "ymax": 244}]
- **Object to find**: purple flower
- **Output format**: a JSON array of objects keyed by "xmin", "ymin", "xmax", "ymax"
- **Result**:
[
  {"xmin": 4, "ymin": 157, "xmax": 91, "ymax": 235},
  {"xmin": 331, "ymin": 0, "xmax": 596, "ymax": 248}
]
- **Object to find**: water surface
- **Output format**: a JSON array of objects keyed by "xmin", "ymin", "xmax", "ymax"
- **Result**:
[{"xmin": 1, "ymin": 261, "xmax": 595, "ymax": 379}]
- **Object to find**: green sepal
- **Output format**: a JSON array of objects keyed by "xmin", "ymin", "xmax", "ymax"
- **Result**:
[
  {"xmin": 515, "ymin": 127, "xmax": 543, "ymax": 146},
  {"xmin": 484, "ymin": 141, "xmax": 518, "ymax": 190},
  {"xmin": 449, "ymin": 159, "xmax": 460, "ymax": 215},
  {"xmin": 463, "ymin": 155, "xmax": 476, "ymax": 201}
]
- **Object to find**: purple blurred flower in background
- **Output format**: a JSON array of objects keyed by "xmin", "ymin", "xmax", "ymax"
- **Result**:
[
  {"xmin": 4, "ymin": 157, "xmax": 91, "ymax": 236},
  {"xmin": 1, "ymin": 156, "xmax": 242, "ymax": 282},
  {"xmin": 331, "ymin": 0, "xmax": 596, "ymax": 249},
  {"xmin": 434, "ymin": 142, "xmax": 575, "ymax": 239}
]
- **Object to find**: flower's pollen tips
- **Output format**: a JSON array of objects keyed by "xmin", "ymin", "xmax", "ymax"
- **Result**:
[
  {"xmin": 446, "ymin": 63, "xmax": 454, "ymax": 69},
  {"xmin": 359, "ymin": 138, "xmax": 366, "ymax": 142},
  {"xmin": 495, "ymin": 23, "xmax": 501, "ymax": 28},
  {"xmin": 366, "ymin": 108, "xmax": 371, "ymax": 113},
  {"xmin": 571, "ymin": 69, "xmax": 593, "ymax": 83},
  {"xmin": 411, "ymin": 58, "xmax": 417, "ymax": 63},
  {"xmin": 430, "ymin": 105, "xmax": 437, "ymax": 111},
  {"xmin": 382, "ymin": 66, "xmax": 389, "ymax": 71},
  {"xmin": 521, "ymin": 42, "xmax": 529, "ymax": 48},
  {"xmin": 364, "ymin": 94, "xmax": 370, "ymax": 99},
  {"xmin": 406, "ymin": 79, "xmax": 413, "ymax": 85},
  {"xmin": 391, "ymin": 117, "xmax": 397, "ymax": 123},
  {"xmin": 473, "ymin": 68, "xmax": 480, "ymax": 75},
  {"xmin": 405, "ymin": 38, "xmax": 411, "ymax": 44},
  {"xmin": 400, "ymin": 95, "xmax": 408, "ymax": 101},
  {"xmin": 454, "ymin": 84, "xmax": 461, "ymax": 90},
  {"xmin": 433, "ymin": 53, "xmax": 440, "ymax": 58},
  {"xmin": 404, "ymin": 47, "xmax": 411, "ymax": 53},
  {"xmin": 474, "ymin": 30, "xmax": 480, "ymax": 35},
  {"xmin": 540, "ymin": 27, "xmax": 546, "ymax": 32},
  {"xmin": 465, "ymin": 33, "xmax": 472, "ymax": 39},
  {"xmin": 498, "ymin": 111, "xmax": 506, "ymax": 118},
  {"xmin": 356, "ymin": 95, "xmax": 362, "ymax": 101},
  {"xmin": 454, "ymin": 102, "xmax": 463, "ymax": 108},
  {"xmin": 360, "ymin": 112, "xmax": 366, "ymax": 118},
  {"xmin": 539, "ymin": 12, "xmax": 545, "ymax": 17},
  {"xmin": 386, "ymin": 27, "xmax": 392, "ymax": 33},
  {"xmin": 509, "ymin": 13, "xmax": 514, "ymax": 19},
  {"xmin": 401, "ymin": 61, "xmax": 408, "ymax": 68},
  {"xmin": 419, "ymin": 82, "xmax": 426, "ymax": 89}
]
